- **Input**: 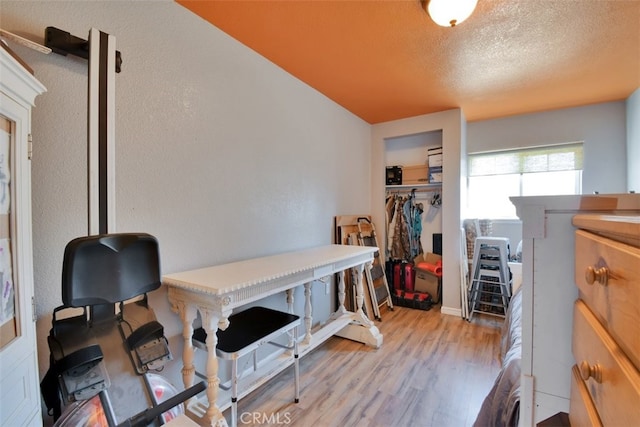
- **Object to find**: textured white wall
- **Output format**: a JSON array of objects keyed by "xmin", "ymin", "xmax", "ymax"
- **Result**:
[
  {"xmin": 1, "ymin": 1, "xmax": 371, "ymax": 376},
  {"xmin": 467, "ymin": 102, "xmax": 628, "ymax": 194},
  {"xmin": 627, "ymin": 88, "xmax": 640, "ymax": 192}
]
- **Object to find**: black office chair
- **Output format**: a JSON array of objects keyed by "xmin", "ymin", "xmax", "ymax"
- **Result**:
[{"xmin": 41, "ymin": 233, "xmax": 204, "ymax": 426}]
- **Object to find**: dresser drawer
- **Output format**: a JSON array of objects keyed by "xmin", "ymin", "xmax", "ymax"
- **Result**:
[
  {"xmin": 572, "ymin": 300, "xmax": 640, "ymax": 426},
  {"xmin": 574, "ymin": 229, "xmax": 640, "ymax": 368},
  {"xmin": 569, "ymin": 364, "xmax": 602, "ymax": 427}
]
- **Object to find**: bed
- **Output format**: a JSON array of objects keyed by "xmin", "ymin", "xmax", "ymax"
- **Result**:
[{"xmin": 474, "ymin": 285, "xmax": 522, "ymax": 427}]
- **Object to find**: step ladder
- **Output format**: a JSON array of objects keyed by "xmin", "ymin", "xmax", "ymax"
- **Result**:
[{"xmin": 468, "ymin": 237, "xmax": 511, "ymax": 321}]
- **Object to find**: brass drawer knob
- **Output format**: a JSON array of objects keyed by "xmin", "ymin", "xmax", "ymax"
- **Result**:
[
  {"xmin": 579, "ymin": 360, "xmax": 602, "ymax": 383},
  {"xmin": 585, "ymin": 265, "xmax": 608, "ymax": 286}
]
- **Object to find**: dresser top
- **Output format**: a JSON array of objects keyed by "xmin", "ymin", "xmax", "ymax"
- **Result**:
[
  {"xmin": 573, "ymin": 214, "xmax": 640, "ymax": 247},
  {"xmin": 511, "ymin": 193, "xmax": 640, "ymax": 215}
]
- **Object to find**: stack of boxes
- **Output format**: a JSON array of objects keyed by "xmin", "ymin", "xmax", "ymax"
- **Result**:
[
  {"xmin": 385, "ymin": 145, "xmax": 441, "ymax": 186},
  {"xmin": 414, "ymin": 252, "xmax": 442, "ymax": 303},
  {"xmin": 428, "ymin": 146, "xmax": 442, "ymax": 183}
]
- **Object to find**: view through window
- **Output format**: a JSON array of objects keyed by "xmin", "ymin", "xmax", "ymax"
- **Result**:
[{"xmin": 467, "ymin": 143, "xmax": 583, "ymax": 218}]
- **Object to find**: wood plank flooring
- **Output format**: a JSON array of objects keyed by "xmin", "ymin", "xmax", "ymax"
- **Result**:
[{"xmin": 234, "ymin": 305, "xmax": 502, "ymax": 427}]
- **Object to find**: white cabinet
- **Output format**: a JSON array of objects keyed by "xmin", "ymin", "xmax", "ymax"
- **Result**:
[{"xmin": 0, "ymin": 44, "xmax": 46, "ymax": 426}]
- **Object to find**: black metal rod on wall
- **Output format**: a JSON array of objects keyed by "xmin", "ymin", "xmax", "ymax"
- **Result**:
[{"xmin": 88, "ymin": 28, "xmax": 116, "ymax": 235}]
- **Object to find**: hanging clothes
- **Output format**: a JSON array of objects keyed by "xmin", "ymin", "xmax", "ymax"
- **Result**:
[
  {"xmin": 391, "ymin": 196, "xmax": 410, "ymax": 260},
  {"xmin": 404, "ymin": 190, "xmax": 424, "ymax": 259},
  {"xmin": 403, "ymin": 194, "xmax": 414, "ymax": 257},
  {"xmin": 385, "ymin": 194, "xmax": 397, "ymax": 260},
  {"xmin": 411, "ymin": 201, "xmax": 424, "ymax": 258},
  {"xmin": 386, "ymin": 191, "xmax": 425, "ymax": 261}
]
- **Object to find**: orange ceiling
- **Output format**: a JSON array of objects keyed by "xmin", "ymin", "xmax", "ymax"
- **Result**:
[{"xmin": 177, "ymin": 0, "xmax": 640, "ymax": 124}]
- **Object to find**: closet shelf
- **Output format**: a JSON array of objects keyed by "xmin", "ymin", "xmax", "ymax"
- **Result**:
[{"xmin": 386, "ymin": 183, "xmax": 441, "ymax": 191}]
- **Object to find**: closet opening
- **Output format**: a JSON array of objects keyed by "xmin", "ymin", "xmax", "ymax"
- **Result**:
[{"xmin": 384, "ymin": 130, "xmax": 443, "ymax": 309}]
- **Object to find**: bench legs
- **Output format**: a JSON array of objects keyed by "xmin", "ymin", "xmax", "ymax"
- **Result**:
[
  {"xmin": 202, "ymin": 308, "xmax": 298, "ymax": 427},
  {"xmin": 230, "ymin": 358, "xmax": 238, "ymax": 427},
  {"xmin": 294, "ymin": 326, "xmax": 300, "ymax": 404},
  {"xmin": 227, "ymin": 327, "xmax": 299, "ymax": 427}
]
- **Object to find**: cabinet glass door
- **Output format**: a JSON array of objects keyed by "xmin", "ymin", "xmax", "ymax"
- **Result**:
[
  {"xmin": 0, "ymin": 93, "xmax": 41, "ymax": 427},
  {"xmin": 0, "ymin": 45, "xmax": 46, "ymax": 426},
  {"xmin": 0, "ymin": 115, "xmax": 17, "ymax": 349}
]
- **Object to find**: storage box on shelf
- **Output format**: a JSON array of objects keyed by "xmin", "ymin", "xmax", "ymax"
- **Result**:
[
  {"xmin": 386, "ymin": 166, "xmax": 402, "ymax": 185},
  {"xmin": 428, "ymin": 146, "xmax": 442, "ymax": 167},
  {"xmin": 429, "ymin": 166, "xmax": 442, "ymax": 184},
  {"xmin": 401, "ymin": 164, "xmax": 429, "ymax": 185},
  {"xmin": 428, "ymin": 146, "xmax": 443, "ymax": 184}
]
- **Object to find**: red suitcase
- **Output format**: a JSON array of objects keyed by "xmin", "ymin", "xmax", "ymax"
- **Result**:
[
  {"xmin": 403, "ymin": 262, "xmax": 415, "ymax": 292},
  {"xmin": 393, "ymin": 262, "xmax": 403, "ymax": 292},
  {"xmin": 390, "ymin": 261, "xmax": 432, "ymax": 311}
]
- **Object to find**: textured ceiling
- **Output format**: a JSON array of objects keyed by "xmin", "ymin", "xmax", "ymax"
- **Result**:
[{"xmin": 177, "ymin": 0, "xmax": 640, "ymax": 124}]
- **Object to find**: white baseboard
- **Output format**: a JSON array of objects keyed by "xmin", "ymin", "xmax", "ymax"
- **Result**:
[{"xmin": 440, "ymin": 305, "xmax": 461, "ymax": 317}]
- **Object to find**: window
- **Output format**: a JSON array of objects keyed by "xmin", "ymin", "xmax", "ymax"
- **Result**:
[{"xmin": 467, "ymin": 143, "xmax": 583, "ymax": 218}]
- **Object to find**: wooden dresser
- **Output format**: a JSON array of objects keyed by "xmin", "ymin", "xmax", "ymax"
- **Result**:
[{"xmin": 570, "ymin": 214, "xmax": 640, "ymax": 426}]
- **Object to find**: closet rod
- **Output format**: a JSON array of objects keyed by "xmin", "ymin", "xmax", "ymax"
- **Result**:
[{"xmin": 386, "ymin": 187, "xmax": 441, "ymax": 194}]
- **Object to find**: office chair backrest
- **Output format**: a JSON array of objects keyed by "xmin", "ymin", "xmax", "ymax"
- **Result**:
[{"xmin": 62, "ymin": 233, "xmax": 161, "ymax": 307}]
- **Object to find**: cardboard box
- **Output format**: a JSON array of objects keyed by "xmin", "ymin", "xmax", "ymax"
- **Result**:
[
  {"xmin": 402, "ymin": 165, "xmax": 429, "ymax": 185},
  {"xmin": 414, "ymin": 253, "xmax": 442, "ymax": 303},
  {"xmin": 428, "ymin": 146, "xmax": 443, "ymax": 167},
  {"xmin": 414, "ymin": 270, "xmax": 440, "ymax": 303}
]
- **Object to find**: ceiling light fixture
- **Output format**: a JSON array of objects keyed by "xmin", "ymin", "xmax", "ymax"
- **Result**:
[{"xmin": 422, "ymin": 0, "xmax": 478, "ymax": 27}]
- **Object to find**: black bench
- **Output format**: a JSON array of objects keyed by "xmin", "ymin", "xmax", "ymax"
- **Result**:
[{"xmin": 192, "ymin": 306, "xmax": 300, "ymax": 427}]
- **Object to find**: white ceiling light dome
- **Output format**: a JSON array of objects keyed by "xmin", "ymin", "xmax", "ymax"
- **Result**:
[{"xmin": 426, "ymin": 0, "xmax": 478, "ymax": 27}]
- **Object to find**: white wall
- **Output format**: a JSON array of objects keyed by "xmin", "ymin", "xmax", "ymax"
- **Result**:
[
  {"xmin": 1, "ymin": 1, "xmax": 372, "ymax": 378},
  {"xmin": 627, "ymin": 88, "xmax": 640, "ymax": 192}
]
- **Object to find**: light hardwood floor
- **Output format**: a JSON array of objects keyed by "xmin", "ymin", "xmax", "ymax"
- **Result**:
[{"xmin": 234, "ymin": 305, "xmax": 502, "ymax": 427}]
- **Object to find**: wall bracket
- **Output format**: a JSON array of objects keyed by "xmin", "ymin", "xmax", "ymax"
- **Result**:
[{"xmin": 44, "ymin": 26, "xmax": 121, "ymax": 73}]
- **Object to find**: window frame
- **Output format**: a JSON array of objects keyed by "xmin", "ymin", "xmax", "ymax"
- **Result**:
[{"xmin": 466, "ymin": 142, "xmax": 584, "ymax": 219}]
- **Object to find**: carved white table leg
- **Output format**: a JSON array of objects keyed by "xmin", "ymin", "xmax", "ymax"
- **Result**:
[
  {"xmin": 174, "ymin": 302, "xmax": 197, "ymax": 398},
  {"xmin": 285, "ymin": 288, "xmax": 295, "ymax": 350},
  {"xmin": 303, "ymin": 282, "xmax": 313, "ymax": 345},
  {"xmin": 336, "ymin": 270, "xmax": 347, "ymax": 315},
  {"xmin": 353, "ymin": 263, "xmax": 374, "ymax": 327},
  {"xmin": 200, "ymin": 308, "xmax": 229, "ymax": 427},
  {"xmin": 335, "ymin": 262, "xmax": 382, "ymax": 347},
  {"xmin": 286, "ymin": 288, "xmax": 294, "ymax": 314}
]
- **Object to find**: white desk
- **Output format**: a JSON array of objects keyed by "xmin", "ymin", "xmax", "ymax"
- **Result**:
[{"xmin": 163, "ymin": 244, "xmax": 383, "ymax": 426}]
